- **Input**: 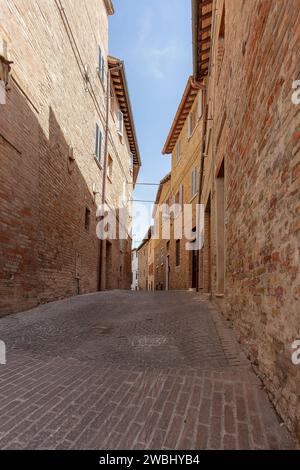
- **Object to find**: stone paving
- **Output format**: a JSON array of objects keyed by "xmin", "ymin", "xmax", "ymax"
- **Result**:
[{"xmin": 0, "ymin": 291, "xmax": 294, "ymax": 449}]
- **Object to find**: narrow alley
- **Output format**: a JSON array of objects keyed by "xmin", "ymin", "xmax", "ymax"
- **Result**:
[{"xmin": 0, "ymin": 291, "xmax": 293, "ymax": 450}]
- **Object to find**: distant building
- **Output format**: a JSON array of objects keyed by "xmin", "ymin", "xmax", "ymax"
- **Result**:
[
  {"xmin": 136, "ymin": 228, "xmax": 151, "ymax": 291},
  {"xmin": 159, "ymin": 77, "xmax": 203, "ymax": 291}
]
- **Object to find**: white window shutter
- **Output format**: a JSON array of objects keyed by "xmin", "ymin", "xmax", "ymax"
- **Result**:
[
  {"xmin": 101, "ymin": 56, "xmax": 105, "ymax": 82},
  {"xmin": 117, "ymin": 110, "xmax": 124, "ymax": 136},
  {"xmin": 95, "ymin": 123, "xmax": 99, "ymax": 157},
  {"xmin": 187, "ymin": 114, "xmax": 191, "ymax": 138},
  {"xmin": 98, "ymin": 46, "xmax": 102, "ymax": 73},
  {"xmin": 99, "ymin": 129, "xmax": 103, "ymax": 163},
  {"xmin": 130, "ymin": 152, "xmax": 134, "ymax": 172},
  {"xmin": 197, "ymin": 91, "xmax": 203, "ymax": 119}
]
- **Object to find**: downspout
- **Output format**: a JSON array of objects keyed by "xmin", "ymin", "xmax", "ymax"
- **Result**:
[
  {"xmin": 98, "ymin": 62, "xmax": 123, "ymax": 290},
  {"xmin": 195, "ymin": 1, "xmax": 218, "ymax": 293}
]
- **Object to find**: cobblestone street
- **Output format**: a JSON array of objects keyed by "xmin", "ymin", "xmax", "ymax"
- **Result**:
[{"xmin": 0, "ymin": 291, "xmax": 294, "ymax": 450}]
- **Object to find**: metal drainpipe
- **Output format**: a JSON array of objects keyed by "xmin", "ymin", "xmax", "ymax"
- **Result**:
[
  {"xmin": 196, "ymin": 3, "xmax": 218, "ymax": 293},
  {"xmin": 98, "ymin": 63, "xmax": 123, "ymax": 291}
]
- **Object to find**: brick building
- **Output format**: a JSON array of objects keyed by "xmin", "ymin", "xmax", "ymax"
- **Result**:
[
  {"xmin": 136, "ymin": 229, "xmax": 151, "ymax": 291},
  {"xmin": 0, "ymin": 0, "xmax": 140, "ymax": 316},
  {"xmin": 192, "ymin": 0, "xmax": 300, "ymax": 438},
  {"xmin": 131, "ymin": 248, "xmax": 138, "ymax": 290},
  {"xmin": 152, "ymin": 173, "xmax": 171, "ymax": 291},
  {"xmin": 161, "ymin": 78, "xmax": 203, "ymax": 290},
  {"xmin": 147, "ymin": 236, "xmax": 155, "ymax": 291}
]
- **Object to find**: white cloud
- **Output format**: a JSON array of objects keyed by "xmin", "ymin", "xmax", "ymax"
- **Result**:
[{"xmin": 135, "ymin": 9, "xmax": 183, "ymax": 80}]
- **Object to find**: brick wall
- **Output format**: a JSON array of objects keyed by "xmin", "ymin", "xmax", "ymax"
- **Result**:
[
  {"xmin": 200, "ymin": 0, "xmax": 300, "ymax": 438},
  {"xmin": 167, "ymin": 88, "xmax": 203, "ymax": 290},
  {"xmin": 0, "ymin": 0, "xmax": 133, "ymax": 315}
]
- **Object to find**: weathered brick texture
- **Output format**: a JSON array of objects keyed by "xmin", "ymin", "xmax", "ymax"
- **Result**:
[
  {"xmin": 199, "ymin": 0, "xmax": 300, "ymax": 439},
  {"xmin": 0, "ymin": 0, "xmax": 134, "ymax": 315}
]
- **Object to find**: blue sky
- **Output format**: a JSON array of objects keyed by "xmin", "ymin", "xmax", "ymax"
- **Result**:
[{"xmin": 109, "ymin": 0, "xmax": 193, "ymax": 246}]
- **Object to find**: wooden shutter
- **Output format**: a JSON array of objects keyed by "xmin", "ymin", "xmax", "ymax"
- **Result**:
[
  {"xmin": 99, "ymin": 128, "xmax": 102, "ymax": 163},
  {"xmin": 187, "ymin": 114, "xmax": 191, "ymax": 138},
  {"xmin": 197, "ymin": 91, "xmax": 203, "ymax": 119},
  {"xmin": 95, "ymin": 123, "xmax": 99, "ymax": 158},
  {"xmin": 117, "ymin": 110, "xmax": 124, "ymax": 135},
  {"xmin": 101, "ymin": 56, "xmax": 105, "ymax": 82}
]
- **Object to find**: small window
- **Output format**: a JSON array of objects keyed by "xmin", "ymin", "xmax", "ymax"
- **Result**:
[
  {"xmin": 110, "ymin": 89, "xmax": 116, "ymax": 117},
  {"xmin": 175, "ymin": 185, "xmax": 183, "ymax": 207},
  {"xmin": 107, "ymin": 155, "xmax": 113, "ymax": 180},
  {"xmin": 95, "ymin": 123, "xmax": 103, "ymax": 163},
  {"xmin": 98, "ymin": 46, "xmax": 105, "ymax": 84},
  {"xmin": 174, "ymin": 186, "xmax": 183, "ymax": 217},
  {"xmin": 197, "ymin": 91, "xmax": 203, "ymax": 120},
  {"xmin": 130, "ymin": 152, "xmax": 134, "ymax": 173},
  {"xmin": 117, "ymin": 110, "xmax": 124, "ymax": 136},
  {"xmin": 191, "ymin": 167, "xmax": 198, "ymax": 197},
  {"xmin": 176, "ymin": 240, "xmax": 180, "ymax": 267},
  {"xmin": 85, "ymin": 207, "xmax": 91, "ymax": 231},
  {"xmin": 188, "ymin": 110, "xmax": 196, "ymax": 138},
  {"xmin": 175, "ymin": 139, "xmax": 181, "ymax": 162}
]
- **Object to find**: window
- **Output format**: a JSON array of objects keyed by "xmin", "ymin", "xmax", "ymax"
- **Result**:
[
  {"xmin": 187, "ymin": 110, "xmax": 197, "ymax": 138},
  {"xmin": 95, "ymin": 123, "xmax": 103, "ymax": 163},
  {"xmin": 130, "ymin": 152, "xmax": 134, "ymax": 173},
  {"xmin": 174, "ymin": 186, "xmax": 183, "ymax": 217},
  {"xmin": 176, "ymin": 240, "xmax": 180, "ymax": 267},
  {"xmin": 175, "ymin": 139, "xmax": 181, "ymax": 162},
  {"xmin": 107, "ymin": 155, "xmax": 113, "ymax": 180},
  {"xmin": 110, "ymin": 89, "xmax": 116, "ymax": 117},
  {"xmin": 117, "ymin": 110, "xmax": 124, "ymax": 136},
  {"xmin": 98, "ymin": 46, "xmax": 105, "ymax": 84},
  {"xmin": 191, "ymin": 167, "xmax": 198, "ymax": 197},
  {"xmin": 175, "ymin": 185, "xmax": 183, "ymax": 207},
  {"xmin": 121, "ymin": 180, "xmax": 127, "ymax": 206},
  {"xmin": 85, "ymin": 207, "xmax": 91, "ymax": 231},
  {"xmin": 217, "ymin": 5, "xmax": 225, "ymax": 80},
  {"xmin": 197, "ymin": 91, "xmax": 203, "ymax": 120}
]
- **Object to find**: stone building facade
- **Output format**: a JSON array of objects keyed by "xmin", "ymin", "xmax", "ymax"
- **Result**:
[
  {"xmin": 157, "ymin": 79, "xmax": 203, "ymax": 291},
  {"xmin": 0, "ymin": 0, "xmax": 140, "ymax": 316},
  {"xmin": 192, "ymin": 0, "xmax": 300, "ymax": 439},
  {"xmin": 147, "ymin": 236, "xmax": 155, "ymax": 291},
  {"xmin": 136, "ymin": 234, "xmax": 150, "ymax": 291},
  {"xmin": 131, "ymin": 248, "xmax": 138, "ymax": 290},
  {"xmin": 152, "ymin": 174, "xmax": 171, "ymax": 291}
]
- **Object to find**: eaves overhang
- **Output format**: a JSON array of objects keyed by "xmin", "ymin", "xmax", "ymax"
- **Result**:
[
  {"xmin": 192, "ymin": 0, "xmax": 213, "ymax": 80},
  {"xmin": 108, "ymin": 56, "xmax": 141, "ymax": 184},
  {"xmin": 162, "ymin": 76, "xmax": 200, "ymax": 155}
]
